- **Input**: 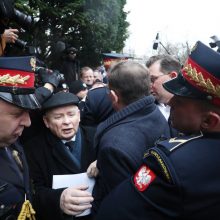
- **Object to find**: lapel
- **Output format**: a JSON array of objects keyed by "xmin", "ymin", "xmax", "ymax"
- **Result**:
[
  {"xmin": 13, "ymin": 141, "xmax": 31, "ymax": 198},
  {"xmin": 0, "ymin": 142, "xmax": 29, "ymax": 192},
  {"xmin": 0, "ymin": 149, "xmax": 24, "ymax": 188},
  {"xmin": 46, "ymin": 130, "xmax": 81, "ymax": 173}
]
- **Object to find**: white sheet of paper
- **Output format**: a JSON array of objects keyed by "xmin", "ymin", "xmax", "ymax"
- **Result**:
[{"xmin": 53, "ymin": 172, "xmax": 95, "ymax": 217}]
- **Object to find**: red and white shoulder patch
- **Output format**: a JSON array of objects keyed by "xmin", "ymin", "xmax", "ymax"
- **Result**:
[{"xmin": 134, "ymin": 165, "xmax": 156, "ymax": 191}]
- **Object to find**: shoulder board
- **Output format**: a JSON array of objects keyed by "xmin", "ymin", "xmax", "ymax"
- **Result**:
[
  {"xmin": 157, "ymin": 132, "xmax": 203, "ymax": 152},
  {"xmin": 89, "ymin": 86, "xmax": 105, "ymax": 92}
]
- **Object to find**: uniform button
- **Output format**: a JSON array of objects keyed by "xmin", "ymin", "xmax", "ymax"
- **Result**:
[
  {"xmin": 206, "ymin": 95, "xmax": 213, "ymax": 100},
  {"xmin": 0, "ymin": 204, "xmax": 5, "ymax": 209}
]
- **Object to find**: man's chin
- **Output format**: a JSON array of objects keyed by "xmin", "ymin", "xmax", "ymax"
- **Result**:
[
  {"xmin": 4, "ymin": 137, "xmax": 19, "ymax": 147},
  {"xmin": 62, "ymin": 134, "xmax": 75, "ymax": 141}
]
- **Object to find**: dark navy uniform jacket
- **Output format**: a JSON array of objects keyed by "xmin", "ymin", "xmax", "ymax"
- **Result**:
[
  {"xmin": 0, "ymin": 87, "xmax": 52, "ymax": 219},
  {"xmin": 96, "ymin": 132, "xmax": 220, "ymax": 220},
  {"xmin": 0, "ymin": 141, "xmax": 31, "ymax": 219}
]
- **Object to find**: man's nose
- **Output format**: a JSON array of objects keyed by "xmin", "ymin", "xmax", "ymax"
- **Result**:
[
  {"xmin": 63, "ymin": 115, "xmax": 71, "ymax": 124},
  {"xmin": 21, "ymin": 111, "xmax": 31, "ymax": 127}
]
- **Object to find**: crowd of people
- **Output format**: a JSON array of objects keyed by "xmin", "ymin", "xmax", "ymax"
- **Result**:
[{"xmin": 1, "ymin": 8, "xmax": 220, "ymax": 220}]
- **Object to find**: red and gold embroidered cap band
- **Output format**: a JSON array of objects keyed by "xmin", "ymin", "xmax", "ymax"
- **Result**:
[
  {"xmin": 0, "ymin": 56, "xmax": 36, "ymax": 94},
  {"xmin": 163, "ymin": 41, "xmax": 220, "ymax": 106},
  {"xmin": 103, "ymin": 53, "xmax": 131, "ymax": 71},
  {"xmin": 0, "ymin": 56, "xmax": 40, "ymax": 110}
]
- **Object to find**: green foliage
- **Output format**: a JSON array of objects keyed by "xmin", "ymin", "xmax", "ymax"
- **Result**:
[{"xmin": 13, "ymin": 0, "xmax": 129, "ymax": 67}]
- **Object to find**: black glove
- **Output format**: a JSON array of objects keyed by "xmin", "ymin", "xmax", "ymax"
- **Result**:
[{"xmin": 37, "ymin": 68, "xmax": 60, "ymax": 88}]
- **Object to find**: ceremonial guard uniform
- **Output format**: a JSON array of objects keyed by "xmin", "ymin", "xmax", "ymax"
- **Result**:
[
  {"xmin": 95, "ymin": 41, "xmax": 220, "ymax": 220},
  {"xmin": 0, "ymin": 56, "xmax": 40, "ymax": 219}
]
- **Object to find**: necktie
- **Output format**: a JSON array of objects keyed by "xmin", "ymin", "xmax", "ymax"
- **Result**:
[{"xmin": 65, "ymin": 141, "xmax": 75, "ymax": 152}]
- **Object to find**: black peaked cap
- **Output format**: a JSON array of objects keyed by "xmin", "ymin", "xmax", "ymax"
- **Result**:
[{"xmin": 42, "ymin": 91, "xmax": 79, "ymax": 111}]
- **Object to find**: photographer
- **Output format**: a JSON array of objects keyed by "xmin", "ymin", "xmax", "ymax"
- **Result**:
[
  {"xmin": 0, "ymin": 0, "xmax": 35, "ymax": 56},
  {"xmin": 0, "ymin": 16, "xmax": 19, "ymax": 55},
  {"xmin": 53, "ymin": 46, "xmax": 80, "ymax": 86}
]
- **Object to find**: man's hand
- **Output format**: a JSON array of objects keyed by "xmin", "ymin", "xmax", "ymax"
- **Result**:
[
  {"xmin": 87, "ymin": 160, "xmax": 99, "ymax": 178},
  {"xmin": 60, "ymin": 185, "xmax": 93, "ymax": 216},
  {"xmin": 37, "ymin": 68, "xmax": 60, "ymax": 89},
  {"xmin": 2, "ymin": 29, "xmax": 19, "ymax": 43}
]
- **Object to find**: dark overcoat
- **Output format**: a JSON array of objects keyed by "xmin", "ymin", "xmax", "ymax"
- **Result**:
[
  {"xmin": 92, "ymin": 95, "xmax": 171, "ymax": 213},
  {"xmin": 24, "ymin": 126, "xmax": 96, "ymax": 220}
]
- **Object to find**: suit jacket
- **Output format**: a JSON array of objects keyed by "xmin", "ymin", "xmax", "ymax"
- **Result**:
[
  {"xmin": 0, "ymin": 141, "xmax": 31, "ymax": 219},
  {"xmin": 24, "ymin": 126, "xmax": 96, "ymax": 220}
]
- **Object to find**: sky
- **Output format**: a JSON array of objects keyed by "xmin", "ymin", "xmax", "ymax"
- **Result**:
[{"xmin": 123, "ymin": 0, "xmax": 220, "ymax": 57}]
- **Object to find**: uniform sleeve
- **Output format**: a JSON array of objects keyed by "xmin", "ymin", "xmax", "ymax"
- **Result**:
[
  {"xmin": 95, "ymin": 149, "xmax": 183, "ymax": 220},
  {"xmin": 130, "ymin": 148, "xmax": 183, "ymax": 218},
  {"xmin": 34, "ymin": 86, "xmax": 52, "ymax": 104}
]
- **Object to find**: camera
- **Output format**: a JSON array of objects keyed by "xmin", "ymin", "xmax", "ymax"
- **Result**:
[
  {"xmin": 14, "ymin": 38, "xmax": 28, "ymax": 49},
  {"xmin": 0, "ymin": 0, "xmax": 35, "ymax": 30},
  {"xmin": 13, "ymin": 38, "xmax": 40, "ymax": 55},
  {"xmin": 12, "ymin": 7, "xmax": 37, "ymax": 53},
  {"xmin": 13, "ymin": 8, "xmax": 34, "ymax": 31},
  {"xmin": 0, "ymin": 0, "xmax": 38, "ymax": 57}
]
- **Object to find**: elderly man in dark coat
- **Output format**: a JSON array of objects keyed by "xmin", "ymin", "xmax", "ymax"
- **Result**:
[
  {"xmin": 24, "ymin": 92, "xmax": 96, "ymax": 220},
  {"xmin": 92, "ymin": 61, "xmax": 171, "ymax": 214}
]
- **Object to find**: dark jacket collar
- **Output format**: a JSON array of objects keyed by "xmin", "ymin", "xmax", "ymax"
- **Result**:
[{"xmin": 95, "ymin": 95, "xmax": 156, "ymax": 144}]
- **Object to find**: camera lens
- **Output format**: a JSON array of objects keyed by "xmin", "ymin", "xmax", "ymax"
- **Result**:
[
  {"xmin": 14, "ymin": 38, "xmax": 27, "ymax": 49},
  {"xmin": 13, "ymin": 9, "xmax": 33, "ymax": 30},
  {"xmin": 14, "ymin": 39, "xmax": 27, "ymax": 48}
]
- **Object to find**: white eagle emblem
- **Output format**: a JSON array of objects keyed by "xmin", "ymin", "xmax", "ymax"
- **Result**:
[
  {"xmin": 134, "ymin": 165, "xmax": 156, "ymax": 191},
  {"xmin": 135, "ymin": 166, "xmax": 151, "ymax": 189}
]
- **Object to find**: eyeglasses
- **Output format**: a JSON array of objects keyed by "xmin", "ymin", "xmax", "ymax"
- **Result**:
[{"xmin": 150, "ymin": 74, "xmax": 165, "ymax": 83}]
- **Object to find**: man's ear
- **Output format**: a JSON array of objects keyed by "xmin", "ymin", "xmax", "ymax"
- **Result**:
[
  {"xmin": 201, "ymin": 112, "xmax": 220, "ymax": 130},
  {"xmin": 77, "ymin": 108, "xmax": 81, "ymax": 123},
  {"xmin": 168, "ymin": 71, "xmax": 178, "ymax": 79},
  {"xmin": 43, "ymin": 115, "xmax": 49, "ymax": 128},
  {"xmin": 110, "ymin": 89, "xmax": 119, "ymax": 104}
]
